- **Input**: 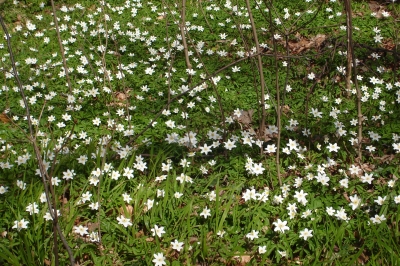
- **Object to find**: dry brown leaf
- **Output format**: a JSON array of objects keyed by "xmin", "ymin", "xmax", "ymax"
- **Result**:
[
  {"xmin": 87, "ymin": 222, "xmax": 99, "ymax": 232},
  {"xmin": 189, "ymin": 236, "xmax": 198, "ymax": 243},
  {"xmin": 368, "ymin": 1, "xmax": 387, "ymax": 18},
  {"xmin": 233, "ymin": 109, "xmax": 254, "ymax": 126},
  {"xmin": 358, "ymin": 251, "xmax": 370, "ymax": 265},
  {"xmin": 119, "ymin": 205, "xmax": 133, "ymax": 216},
  {"xmin": 353, "ymin": 11, "xmax": 364, "ymax": 17},
  {"xmin": 60, "ymin": 196, "xmax": 68, "ymax": 204},
  {"xmin": 382, "ymin": 39, "xmax": 395, "ymax": 50},
  {"xmin": 135, "ymin": 230, "xmax": 144, "ymax": 238},
  {"xmin": 374, "ymin": 154, "xmax": 395, "ymax": 163},
  {"xmin": 261, "ymin": 130, "xmax": 272, "ymax": 142},
  {"xmin": 206, "ymin": 231, "xmax": 213, "ymax": 240},
  {"xmin": 115, "ymin": 91, "xmax": 128, "ymax": 101},
  {"xmin": 368, "ymin": 1, "xmax": 381, "ymax": 12},
  {"xmin": 0, "ymin": 113, "xmax": 11, "ymax": 124},
  {"xmin": 310, "ymin": 34, "xmax": 327, "ymax": 48},
  {"xmin": 361, "ymin": 163, "xmax": 375, "ymax": 172},
  {"xmin": 247, "ymin": 127, "xmax": 256, "ymax": 135},
  {"xmin": 233, "ymin": 255, "xmax": 252, "ymax": 266},
  {"xmin": 285, "ymin": 33, "xmax": 326, "ymax": 54},
  {"xmin": 377, "ymin": 177, "xmax": 387, "ymax": 185},
  {"xmin": 343, "ymin": 192, "xmax": 350, "ymax": 202},
  {"xmin": 281, "ymin": 104, "xmax": 292, "ymax": 115},
  {"xmin": 261, "ymin": 225, "xmax": 269, "ymax": 233}
]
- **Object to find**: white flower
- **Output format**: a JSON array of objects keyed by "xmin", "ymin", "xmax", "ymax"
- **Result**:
[
  {"xmin": 151, "ymin": 225, "xmax": 165, "ymax": 238},
  {"xmin": 370, "ymin": 214, "xmax": 386, "ymax": 224},
  {"xmin": 246, "ymin": 230, "xmax": 259, "ymax": 240},
  {"xmin": 340, "ymin": 178, "xmax": 349, "ymax": 188},
  {"xmin": 62, "ymin": 169, "xmax": 75, "ymax": 180},
  {"xmin": 146, "ymin": 199, "xmax": 154, "ymax": 211},
  {"xmin": 395, "ymin": 195, "xmax": 400, "ymax": 204},
  {"xmin": 117, "ymin": 215, "xmax": 132, "ymax": 227},
  {"xmin": 12, "ymin": 218, "xmax": 29, "ymax": 231},
  {"xmin": 294, "ymin": 190, "xmax": 308, "ymax": 205},
  {"xmin": 273, "ymin": 219, "xmax": 290, "ymax": 233},
  {"xmin": 374, "ymin": 196, "xmax": 386, "ymax": 206},
  {"xmin": 92, "ymin": 117, "xmax": 101, "ymax": 126},
  {"xmin": 200, "ymin": 207, "xmax": 211, "ymax": 218},
  {"xmin": 360, "ymin": 173, "xmax": 374, "ymax": 184},
  {"xmin": 176, "ymin": 173, "xmax": 193, "ymax": 184},
  {"xmin": 74, "ymin": 225, "xmax": 89, "ymax": 236},
  {"xmin": 393, "ymin": 143, "xmax": 400, "ymax": 153},
  {"xmin": 16, "ymin": 180, "xmax": 26, "ymax": 190},
  {"xmin": 165, "ymin": 120, "xmax": 175, "ymax": 129},
  {"xmin": 327, "ymin": 143, "xmax": 340, "ymax": 152},
  {"xmin": 265, "ymin": 144, "xmax": 277, "ymax": 153},
  {"xmin": 224, "ymin": 139, "xmax": 236, "ymax": 150},
  {"xmin": 81, "ymin": 191, "xmax": 92, "ymax": 203},
  {"xmin": 310, "ymin": 108, "xmax": 322, "ymax": 118},
  {"xmin": 299, "ymin": 228, "xmax": 313, "ymax": 240},
  {"xmin": 171, "ymin": 239, "xmax": 184, "ymax": 252},
  {"xmin": 89, "ymin": 232, "xmax": 100, "ymax": 242},
  {"xmin": 278, "ymin": 250, "xmax": 287, "ymax": 257},
  {"xmin": 152, "ymin": 252, "xmax": 166, "ymax": 266},
  {"xmin": 258, "ymin": 245, "xmax": 267, "ymax": 254},
  {"xmin": 174, "ymin": 192, "xmax": 183, "ymax": 199},
  {"xmin": 89, "ymin": 202, "xmax": 99, "ymax": 210},
  {"xmin": 335, "ymin": 207, "xmax": 349, "ymax": 221},
  {"xmin": 43, "ymin": 210, "xmax": 61, "ymax": 221},
  {"xmin": 326, "ymin": 207, "xmax": 335, "ymax": 216},
  {"xmin": 26, "ymin": 202, "xmax": 39, "ymax": 215},
  {"xmin": 232, "ymin": 66, "xmax": 241, "ymax": 72},
  {"xmin": 0, "ymin": 186, "xmax": 9, "ymax": 194},
  {"xmin": 200, "ymin": 144, "xmax": 212, "ymax": 155},
  {"xmin": 349, "ymin": 194, "xmax": 361, "ymax": 210},
  {"xmin": 145, "ymin": 67, "xmax": 155, "ymax": 75},
  {"xmin": 217, "ymin": 230, "xmax": 225, "ymax": 237}
]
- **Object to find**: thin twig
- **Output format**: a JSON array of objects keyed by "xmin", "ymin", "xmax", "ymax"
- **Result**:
[
  {"xmin": 344, "ymin": 0, "xmax": 363, "ymax": 160},
  {"xmin": 179, "ymin": 0, "xmax": 192, "ymax": 70},
  {"xmin": 161, "ymin": 1, "xmax": 173, "ymax": 108},
  {"xmin": 50, "ymin": 0, "xmax": 73, "ymax": 95},
  {"xmin": 264, "ymin": 0, "xmax": 283, "ymax": 186},
  {"xmin": 245, "ymin": 0, "xmax": 267, "ymax": 148},
  {"xmin": 0, "ymin": 13, "xmax": 75, "ymax": 266}
]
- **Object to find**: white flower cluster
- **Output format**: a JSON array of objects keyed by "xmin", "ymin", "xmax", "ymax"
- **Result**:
[
  {"xmin": 242, "ymin": 187, "xmax": 269, "ymax": 202},
  {"xmin": 244, "ymin": 157, "xmax": 265, "ymax": 176}
]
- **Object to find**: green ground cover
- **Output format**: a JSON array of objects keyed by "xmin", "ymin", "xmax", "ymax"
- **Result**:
[{"xmin": 0, "ymin": 0, "xmax": 400, "ymax": 265}]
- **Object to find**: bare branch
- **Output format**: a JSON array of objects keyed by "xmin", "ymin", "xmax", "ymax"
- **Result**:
[
  {"xmin": 344, "ymin": 0, "xmax": 363, "ymax": 160},
  {"xmin": 245, "ymin": 0, "xmax": 267, "ymax": 145},
  {"xmin": 179, "ymin": 0, "xmax": 192, "ymax": 70},
  {"xmin": 50, "ymin": 0, "xmax": 73, "ymax": 95},
  {"xmin": 0, "ymin": 12, "xmax": 75, "ymax": 266}
]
